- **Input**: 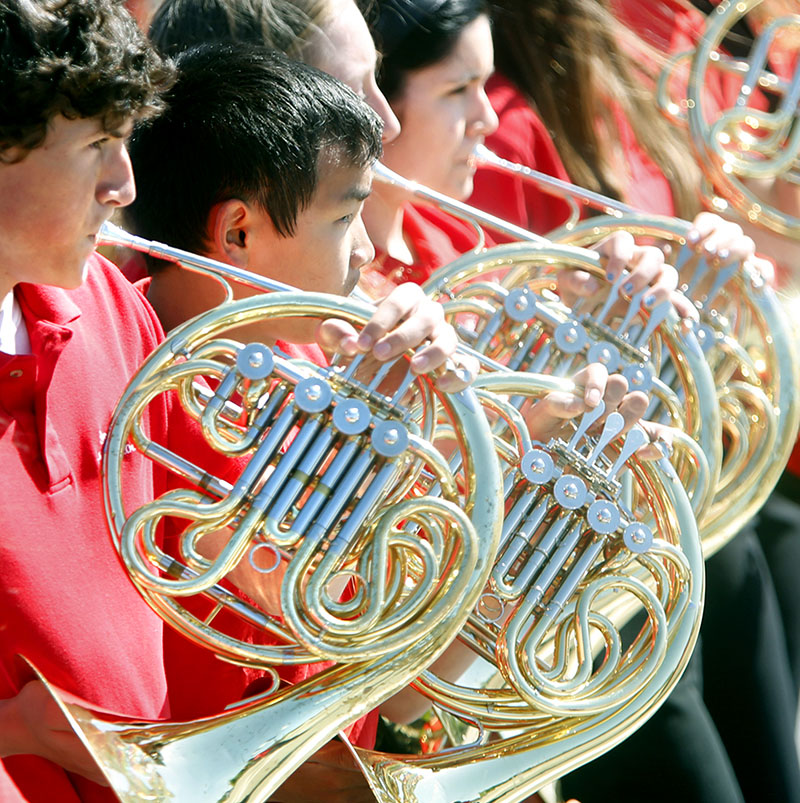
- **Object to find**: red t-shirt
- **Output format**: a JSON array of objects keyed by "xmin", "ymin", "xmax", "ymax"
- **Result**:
[
  {"xmin": 0, "ymin": 253, "xmax": 170, "ymax": 802},
  {"xmin": 369, "ymin": 202, "xmax": 490, "ymax": 289},
  {"xmin": 469, "ymin": 72, "xmax": 574, "ymax": 236}
]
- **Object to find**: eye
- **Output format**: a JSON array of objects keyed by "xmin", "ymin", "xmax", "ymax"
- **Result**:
[
  {"xmin": 89, "ymin": 136, "xmax": 110, "ymax": 150},
  {"xmin": 338, "ymin": 213, "xmax": 355, "ymax": 225},
  {"xmin": 448, "ymin": 84, "xmax": 469, "ymax": 96}
]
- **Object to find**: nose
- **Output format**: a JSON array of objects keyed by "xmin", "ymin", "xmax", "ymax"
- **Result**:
[
  {"xmin": 350, "ymin": 214, "xmax": 375, "ymax": 270},
  {"xmin": 96, "ymin": 140, "xmax": 136, "ymax": 208},
  {"xmin": 365, "ymin": 82, "xmax": 402, "ymax": 144},
  {"xmin": 467, "ymin": 87, "xmax": 499, "ymax": 138}
]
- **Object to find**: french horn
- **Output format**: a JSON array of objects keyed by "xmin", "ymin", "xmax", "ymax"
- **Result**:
[
  {"xmin": 469, "ymin": 146, "xmax": 799, "ymax": 554},
  {"xmin": 349, "ymin": 372, "xmax": 703, "ymax": 803},
  {"xmin": 550, "ymin": 214, "xmax": 799, "ymax": 555},
  {"xmin": 657, "ymin": 0, "xmax": 800, "ymax": 238},
  {"xmin": 376, "ymin": 163, "xmax": 721, "ymax": 505},
  {"xmin": 357, "ymin": 170, "xmax": 705, "ymax": 799},
  {"xmin": 33, "ymin": 224, "xmax": 506, "ymax": 802}
]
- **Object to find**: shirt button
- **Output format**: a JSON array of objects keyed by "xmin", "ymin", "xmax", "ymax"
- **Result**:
[{"xmin": 8, "ymin": 369, "xmax": 23, "ymax": 378}]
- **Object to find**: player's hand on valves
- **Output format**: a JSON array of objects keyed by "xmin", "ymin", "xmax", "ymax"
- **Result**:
[
  {"xmin": 687, "ymin": 211, "xmax": 774, "ymax": 286},
  {"xmin": 557, "ymin": 230, "xmax": 697, "ymax": 326},
  {"xmin": 0, "ymin": 680, "xmax": 108, "ymax": 786},
  {"xmin": 316, "ymin": 282, "xmax": 478, "ymax": 392},
  {"xmin": 523, "ymin": 362, "xmax": 649, "ymax": 445}
]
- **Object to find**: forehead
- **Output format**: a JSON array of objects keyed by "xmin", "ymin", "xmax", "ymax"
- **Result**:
[
  {"xmin": 310, "ymin": 148, "xmax": 372, "ymax": 206},
  {"xmin": 412, "ymin": 15, "xmax": 494, "ymax": 81},
  {"xmin": 306, "ymin": 0, "xmax": 376, "ymax": 85}
]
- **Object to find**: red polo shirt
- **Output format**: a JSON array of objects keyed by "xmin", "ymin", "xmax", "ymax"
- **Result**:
[
  {"xmin": 469, "ymin": 72, "xmax": 574, "ymax": 236},
  {"xmin": 0, "ymin": 253, "xmax": 170, "ymax": 802},
  {"xmin": 369, "ymin": 202, "xmax": 491, "ymax": 290}
]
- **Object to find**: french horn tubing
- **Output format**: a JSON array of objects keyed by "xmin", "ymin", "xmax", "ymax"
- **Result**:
[
  {"xmin": 550, "ymin": 214, "xmax": 800, "ymax": 554},
  {"xmin": 658, "ymin": 0, "xmax": 800, "ymax": 238},
  {"xmin": 420, "ymin": 241, "xmax": 719, "ymax": 519},
  {"xmin": 469, "ymin": 147, "xmax": 799, "ymax": 553},
  {"xmin": 32, "ymin": 225, "xmax": 508, "ymax": 802},
  {"xmin": 349, "ymin": 373, "xmax": 703, "ymax": 803},
  {"xmin": 374, "ymin": 165, "xmax": 719, "ymax": 525}
]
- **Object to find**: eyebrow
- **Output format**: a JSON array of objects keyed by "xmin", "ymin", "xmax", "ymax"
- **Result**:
[
  {"xmin": 107, "ymin": 120, "xmax": 135, "ymax": 139},
  {"xmin": 340, "ymin": 184, "xmax": 372, "ymax": 203}
]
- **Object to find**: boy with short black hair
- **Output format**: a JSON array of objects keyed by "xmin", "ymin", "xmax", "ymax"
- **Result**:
[{"xmin": 124, "ymin": 42, "xmax": 460, "ymax": 377}]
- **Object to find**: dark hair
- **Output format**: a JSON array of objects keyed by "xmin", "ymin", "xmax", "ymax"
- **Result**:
[
  {"xmin": 365, "ymin": 0, "xmax": 488, "ymax": 100},
  {"xmin": 149, "ymin": 0, "xmax": 328, "ymax": 60},
  {"xmin": 124, "ymin": 43, "xmax": 382, "ymax": 263},
  {"xmin": 0, "ymin": 0, "xmax": 174, "ymax": 160}
]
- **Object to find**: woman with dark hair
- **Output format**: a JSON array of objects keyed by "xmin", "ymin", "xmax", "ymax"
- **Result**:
[
  {"xmin": 361, "ymin": 0, "xmax": 500, "ymax": 286},
  {"xmin": 361, "ymin": 0, "xmax": 701, "ymax": 315}
]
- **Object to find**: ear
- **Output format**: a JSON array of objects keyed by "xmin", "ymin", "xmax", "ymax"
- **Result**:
[{"xmin": 206, "ymin": 199, "xmax": 252, "ymax": 268}]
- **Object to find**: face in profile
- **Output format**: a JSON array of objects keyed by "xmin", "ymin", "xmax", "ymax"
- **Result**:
[
  {"xmin": 379, "ymin": 14, "xmax": 498, "ymax": 201},
  {"xmin": 305, "ymin": 0, "xmax": 401, "ymax": 144},
  {"xmin": 214, "ymin": 149, "xmax": 375, "ymax": 344},
  {"xmin": 0, "ymin": 115, "xmax": 135, "ymax": 295}
]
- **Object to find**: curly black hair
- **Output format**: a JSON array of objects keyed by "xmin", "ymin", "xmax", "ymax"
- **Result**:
[{"xmin": 0, "ymin": 0, "xmax": 174, "ymax": 159}]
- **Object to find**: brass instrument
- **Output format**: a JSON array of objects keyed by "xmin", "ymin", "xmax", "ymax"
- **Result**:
[
  {"xmin": 374, "ymin": 162, "xmax": 720, "ymax": 515},
  {"xmin": 550, "ymin": 214, "xmax": 800, "ymax": 555},
  {"xmin": 658, "ymin": 0, "xmax": 800, "ymax": 238},
  {"xmin": 374, "ymin": 161, "xmax": 548, "ymax": 246},
  {"xmin": 469, "ymin": 147, "xmax": 799, "ymax": 554},
  {"xmin": 28, "ymin": 221, "xmax": 707, "ymax": 803},
  {"xmin": 474, "ymin": 143, "xmax": 643, "ymax": 229},
  {"xmin": 420, "ymin": 240, "xmax": 718, "ymax": 518},
  {"xmin": 35, "ymin": 225, "xmax": 506, "ymax": 802},
  {"xmin": 349, "ymin": 373, "xmax": 703, "ymax": 802}
]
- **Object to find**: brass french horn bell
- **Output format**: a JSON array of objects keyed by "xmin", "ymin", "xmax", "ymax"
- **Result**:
[{"xmin": 30, "ymin": 227, "xmax": 505, "ymax": 802}]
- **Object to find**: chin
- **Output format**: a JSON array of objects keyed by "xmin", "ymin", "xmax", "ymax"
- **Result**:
[{"xmin": 449, "ymin": 176, "xmax": 475, "ymax": 202}]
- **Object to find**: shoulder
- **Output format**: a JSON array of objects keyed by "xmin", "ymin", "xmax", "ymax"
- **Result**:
[{"xmin": 77, "ymin": 252, "xmax": 165, "ymax": 354}]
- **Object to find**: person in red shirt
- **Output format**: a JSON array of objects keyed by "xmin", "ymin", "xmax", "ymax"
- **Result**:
[
  {"xmin": 0, "ymin": 1, "xmax": 175, "ymax": 799},
  {"xmin": 0, "ymin": 6, "xmax": 472, "ymax": 802},
  {"xmin": 479, "ymin": 2, "xmax": 800, "ymax": 801},
  {"xmin": 360, "ymin": 0, "xmax": 499, "ymax": 285}
]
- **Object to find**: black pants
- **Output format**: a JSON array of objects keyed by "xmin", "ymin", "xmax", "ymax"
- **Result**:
[
  {"xmin": 560, "ymin": 531, "xmax": 800, "ymax": 803},
  {"xmin": 757, "ymin": 472, "xmax": 800, "ymax": 691}
]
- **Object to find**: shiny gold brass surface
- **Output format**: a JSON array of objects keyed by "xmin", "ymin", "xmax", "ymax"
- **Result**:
[
  {"xmin": 348, "ymin": 371, "xmax": 703, "ymax": 803},
  {"xmin": 33, "ymin": 226, "xmax": 506, "ymax": 802},
  {"xmin": 421, "ymin": 241, "xmax": 720, "ymax": 523},
  {"xmin": 59, "ymin": 224, "xmax": 709, "ymax": 803},
  {"xmin": 660, "ymin": 0, "xmax": 800, "ymax": 238},
  {"xmin": 551, "ymin": 215, "xmax": 800, "ymax": 554}
]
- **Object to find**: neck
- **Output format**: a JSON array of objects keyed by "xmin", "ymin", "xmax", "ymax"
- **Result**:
[
  {"xmin": 146, "ymin": 264, "xmax": 228, "ymax": 333},
  {"xmin": 363, "ymin": 183, "xmax": 415, "ymax": 265},
  {"xmin": 0, "ymin": 268, "xmax": 15, "ymax": 302}
]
